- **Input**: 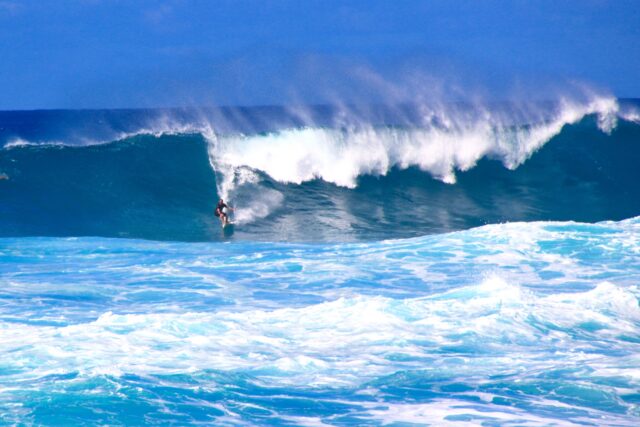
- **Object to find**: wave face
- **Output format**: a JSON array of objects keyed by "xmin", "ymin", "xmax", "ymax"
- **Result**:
[
  {"xmin": 2, "ymin": 99, "xmax": 640, "ymax": 425},
  {"xmin": 2, "ymin": 218, "xmax": 640, "ymax": 425},
  {"xmin": 1, "ymin": 99, "xmax": 640, "ymax": 241}
]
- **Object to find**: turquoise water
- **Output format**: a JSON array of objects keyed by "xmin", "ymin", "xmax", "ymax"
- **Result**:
[
  {"xmin": 1, "ymin": 99, "xmax": 640, "ymax": 425},
  {"xmin": 2, "ymin": 219, "xmax": 639, "ymax": 425}
]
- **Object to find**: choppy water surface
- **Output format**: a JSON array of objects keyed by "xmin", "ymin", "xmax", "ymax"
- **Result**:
[
  {"xmin": 2, "ymin": 218, "xmax": 639, "ymax": 425},
  {"xmin": 1, "ymin": 99, "xmax": 640, "ymax": 425}
]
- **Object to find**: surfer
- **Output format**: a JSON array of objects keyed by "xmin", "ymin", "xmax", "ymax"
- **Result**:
[{"xmin": 215, "ymin": 198, "xmax": 233, "ymax": 226}]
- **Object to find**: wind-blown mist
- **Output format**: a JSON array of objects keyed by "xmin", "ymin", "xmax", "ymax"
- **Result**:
[
  {"xmin": 209, "ymin": 96, "xmax": 618, "ymax": 188},
  {"xmin": 1, "ymin": 91, "xmax": 639, "ymax": 241},
  {"xmin": 2, "ymin": 73, "xmax": 640, "ymax": 426}
]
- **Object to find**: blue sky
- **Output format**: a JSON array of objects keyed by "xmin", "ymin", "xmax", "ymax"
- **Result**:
[{"xmin": 0, "ymin": 0, "xmax": 638, "ymax": 109}]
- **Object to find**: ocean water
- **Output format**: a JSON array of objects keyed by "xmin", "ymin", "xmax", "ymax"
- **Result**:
[{"xmin": 1, "ymin": 96, "xmax": 640, "ymax": 425}]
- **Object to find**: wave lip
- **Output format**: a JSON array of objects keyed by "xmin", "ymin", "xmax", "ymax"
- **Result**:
[
  {"xmin": 2, "ymin": 98, "xmax": 640, "ymax": 242},
  {"xmin": 209, "ymin": 95, "xmax": 619, "ymax": 188}
]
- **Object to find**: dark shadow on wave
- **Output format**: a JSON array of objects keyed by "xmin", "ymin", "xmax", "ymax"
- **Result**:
[{"xmin": 0, "ymin": 134, "xmax": 223, "ymax": 241}]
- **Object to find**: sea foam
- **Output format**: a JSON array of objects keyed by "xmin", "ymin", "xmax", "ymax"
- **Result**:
[{"xmin": 207, "ymin": 96, "xmax": 619, "ymax": 188}]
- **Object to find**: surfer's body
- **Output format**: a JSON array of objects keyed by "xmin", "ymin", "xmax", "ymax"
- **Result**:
[{"xmin": 215, "ymin": 199, "xmax": 233, "ymax": 227}]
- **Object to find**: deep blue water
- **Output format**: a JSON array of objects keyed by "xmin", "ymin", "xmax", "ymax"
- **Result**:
[
  {"xmin": 1, "ymin": 98, "xmax": 640, "ymax": 425},
  {"xmin": 1, "ymin": 100, "xmax": 640, "ymax": 242}
]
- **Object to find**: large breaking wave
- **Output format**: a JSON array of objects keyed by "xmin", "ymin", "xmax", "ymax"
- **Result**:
[
  {"xmin": 1, "ymin": 96, "xmax": 639, "ymax": 241},
  {"xmin": 210, "ymin": 96, "xmax": 619, "ymax": 188},
  {"xmin": 2, "ymin": 92, "xmax": 640, "ymax": 426}
]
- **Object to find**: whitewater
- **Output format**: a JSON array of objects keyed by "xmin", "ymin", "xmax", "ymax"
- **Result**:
[
  {"xmin": 2, "ymin": 219, "xmax": 640, "ymax": 425},
  {"xmin": 1, "ymin": 94, "xmax": 640, "ymax": 425}
]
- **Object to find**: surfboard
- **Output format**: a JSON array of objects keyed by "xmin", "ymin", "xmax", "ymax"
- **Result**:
[{"xmin": 222, "ymin": 222, "xmax": 235, "ymax": 236}]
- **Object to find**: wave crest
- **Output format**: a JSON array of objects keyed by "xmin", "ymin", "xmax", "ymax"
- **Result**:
[{"xmin": 208, "ymin": 96, "xmax": 619, "ymax": 188}]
